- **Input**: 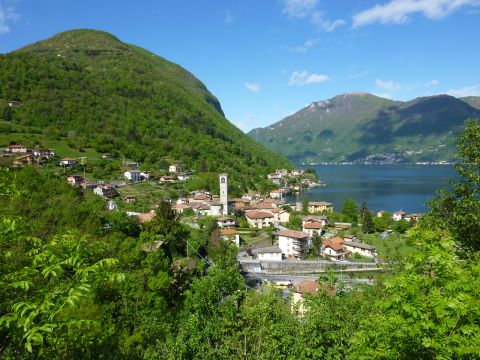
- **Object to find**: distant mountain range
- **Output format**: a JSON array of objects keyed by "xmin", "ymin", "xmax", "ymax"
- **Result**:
[
  {"xmin": 248, "ymin": 92, "xmax": 480, "ymax": 164},
  {"xmin": 0, "ymin": 29, "xmax": 291, "ymax": 183}
]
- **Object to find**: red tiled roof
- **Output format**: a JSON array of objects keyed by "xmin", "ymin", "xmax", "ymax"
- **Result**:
[
  {"xmin": 246, "ymin": 210, "xmax": 274, "ymax": 219},
  {"xmin": 322, "ymin": 239, "xmax": 344, "ymax": 251},
  {"xmin": 277, "ymin": 229, "xmax": 309, "ymax": 239},
  {"xmin": 296, "ymin": 280, "xmax": 319, "ymax": 294},
  {"xmin": 303, "ymin": 222, "xmax": 323, "ymax": 229},
  {"xmin": 220, "ymin": 229, "xmax": 239, "ymax": 236},
  {"xmin": 309, "ymin": 201, "xmax": 332, "ymax": 206}
]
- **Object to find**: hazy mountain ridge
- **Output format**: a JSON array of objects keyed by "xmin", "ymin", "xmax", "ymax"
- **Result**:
[{"xmin": 248, "ymin": 93, "xmax": 480, "ymax": 164}]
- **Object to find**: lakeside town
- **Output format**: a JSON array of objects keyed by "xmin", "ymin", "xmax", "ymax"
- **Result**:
[{"xmin": 2, "ymin": 143, "xmax": 421, "ymax": 295}]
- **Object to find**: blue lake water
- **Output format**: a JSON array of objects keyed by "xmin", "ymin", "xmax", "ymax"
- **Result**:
[{"xmin": 293, "ymin": 164, "xmax": 458, "ymax": 214}]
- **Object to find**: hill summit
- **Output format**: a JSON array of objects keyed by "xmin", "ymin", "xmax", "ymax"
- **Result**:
[
  {"xmin": 0, "ymin": 29, "xmax": 291, "ymax": 184},
  {"xmin": 248, "ymin": 92, "xmax": 480, "ymax": 164}
]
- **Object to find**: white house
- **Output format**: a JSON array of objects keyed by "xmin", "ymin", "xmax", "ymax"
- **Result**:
[
  {"xmin": 302, "ymin": 222, "xmax": 323, "ymax": 237},
  {"xmin": 8, "ymin": 145, "xmax": 27, "ymax": 153},
  {"xmin": 245, "ymin": 211, "xmax": 275, "ymax": 229},
  {"xmin": 169, "ymin": 164, "xmax": 181, "ymax": 173},
  {"xmin": 277, "ymin": 229, "xmax": 310, "ymax": 259},
  {"xmin": 255, "ymin": 246, "xmax": 283, "ymax": 261},
  {"xmin": 217, "ymin": 216, "xmax": 237, "ymax": 228},
  {"xmin": 94, "ymin": 185, "xmax": 117, "ymax": 198},
  {"xmin": 321, "ymin": 238, "xmax": 348, "ymax": 261},
  {"xmin": 59, "ymin": 158, "xmax": 78, "ymax": 167},
  {"xmin": 33, "ymin": 149, "xmax": 55, "ymax": 158},
  {"xmin": 124, "ymin": 170, "xmax": 142, "ymax": 182},
  {"xmin": 271, "ymin": 208, "xmax": 290, "ymax": 225},
  {"xmin": 393, "ymin": 210, "xmax": 407, "ymax": 221},
  {"xmin": 177, "ymin": 173, "xmax": 190, "ymax": 181},
  {"xmin": 343, "ymin": 241, "xmax": 376, "ymax": 258},
  {"xmin": 269, "ymin": 189, "xmax": 283, "ymax": 200},
  {"xmin": 107, "ymin": 200, "xmax": 117, "ymax": 211},
  {"xmin": 220, "ymin": 229, "xmax": 240, "ymax": 247},
  {"xmin": 301, "ymin": 215, "xmax": 328, "ymax": 227}
]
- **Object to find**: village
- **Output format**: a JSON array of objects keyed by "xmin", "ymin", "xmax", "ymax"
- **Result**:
[{"xmin": 2, "ymin": 144, "xmax": 419, "ymax": 271}]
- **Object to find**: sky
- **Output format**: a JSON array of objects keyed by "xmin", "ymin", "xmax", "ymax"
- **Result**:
[{"xmin": 0, "ymin": 0, "xmax": 479, "ymax": 132}]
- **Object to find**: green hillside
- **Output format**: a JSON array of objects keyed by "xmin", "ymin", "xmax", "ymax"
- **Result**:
[
  {"xmin": 0, "ymin": 29, "xmax": 291, "ymax": 181},
  {"xmin": 249, "ymin": 92, "xmax": 480, "ymax": 164},
  {"xmin": 461, "ymin": 96, "xmax": 480, "ymax": 110}
]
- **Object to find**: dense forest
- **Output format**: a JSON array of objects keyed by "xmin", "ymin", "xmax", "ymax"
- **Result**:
[
  {"xmin": 1, "ymin": 119, "xmax": 480, "ymax": 359},
  {"xmin": 0, "ymin": 29, "xmax": 291, "ymax": 185}
]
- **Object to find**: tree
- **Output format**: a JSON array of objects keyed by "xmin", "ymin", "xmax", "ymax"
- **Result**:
[
  {"xmin": 302, "ymin": 195, "xmax": 309, "ymax": 215},
  {"xmin": 427, "ymin": 117, "xmax": 480, "ymax": 253},
  {"xmin": 342, "ymin": 198, "xmax": 359, "ymax": 225},
  {"xmin": 351, "ymin": 229, "xmax": 480, "ymax": 359},
  {"xmin": 360, "ymin": 202, "xmax": 375, "ymax": 234},
  {"xmin": 394, "ymin": 218, "xmax": 410, "ymax": 234}
]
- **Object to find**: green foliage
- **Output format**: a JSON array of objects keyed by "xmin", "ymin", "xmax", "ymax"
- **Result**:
[
  {"xmin": 286, "ymin": 214, "xmax": 302, "ymax": 231},
  {"xmin": 427, "ymin": 117, "xmax": 480, "ymax": 253},
  {"xmin": 360, "ymin": 202, "xmax": 375, "ymax": 234},
  {"xmin": 342, "ymin": 198, "xmax": 359, "ymax": 225},
  {"xmin": 394, "ymin": 219, "xmax": 410, "ymax": 234},
  {"xmin": 0, "ymin": 29, "xmax": 291, "ymax": 187},
  {"xmin": 351, "ymin": 229, "xmax": 480, "ymax": 359},
  {"xmin": 249, "ymin": 93, "xmax": 479, "ymax": 163}
]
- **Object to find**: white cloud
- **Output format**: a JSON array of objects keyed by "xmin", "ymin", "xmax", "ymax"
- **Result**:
[
  {"xmin": 282, "ymin": 0, "xmax": 318, "ymax": 18},
  {"xmin": 0, "ymin": 3, "xmax": 18, "ymax": 34},
  {"xmin": 244, "ymin": 82, "xmax": 261, "ymax": 93},
  {"xmin": 224, "ymin": 9, "xmax": 234, "ymax": 24},
  {"xmin": 375, "ymin": 78, "xmax": 401, "ymax": 90},
  {"xmin": 445, "ymin": 84, "xmax": 480, "ymax": 97},
  {"xmin": 290, "ymin": 38, "xmax": 319, "ymax": 53},
  {"xmin": 311, "ymin": 11, "xmax": 346, "ymax": 31},
  {"xmin": 353, "ymin": 0, "xmax": 480, "ymax": 27},
  {"xmin": 373, "ymin": 92, "xmax": 393, "ymax": 99},
  {"xmin": 424, "ymin": 79, "xmax": 439, "ymax": 87},
  {"xmin": 288, "ymin": 70, "xmax": 329, "ymax": 86}
]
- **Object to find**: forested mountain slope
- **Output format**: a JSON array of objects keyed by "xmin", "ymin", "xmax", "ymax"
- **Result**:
[
  {"xmin": 249, "ymin": 92, "xmax": 480, "ymax": 163},
  {"xmin": 0, "ymin": 29, "xmax": 291, "ymax": 179}
]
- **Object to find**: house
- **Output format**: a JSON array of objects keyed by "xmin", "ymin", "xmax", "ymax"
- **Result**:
[
  {"xmin": 193, "ymin": 192, "xmax": 212, "ymax": 202},
  {"xmin": 267, "ymin": 173, "xmax": 283, "ymax": 186},
  {"xmin": 172, "ymin": 204, "xmax": 193, "ymax": 214},
  {"xmin": 140, "ymin": 171, "xmax": 151, "ymax": 180},
  {"xmin": 169, "ymin": 164, "xmax": 181, "ymax": 173},
  {"xmin": 254, "ymin": 246, "xmax": 283, "ymax": 261},
  {"xmin": 209, "ymin": 202, "xmax": 224, "ymax": 217},
  {"xmin": 393, "ymin": 210, "xmax": 406, "ymax": 221},
  {"xmin": 177, "ymin": 173, "xmax": 190, "ymax": 181},
  {"xmin": 13, "ymin": 154, "xmax": 34, "ymax": 166},
  {"xmin": 343, "ymin": 241, "xmax": 376, "ymax": 258},
  {"xmin": 123, "ymin": 162, "xmax": 139, "ymax": 169},
  {"xmin": 59, "ymin": 158, "xmax": 78, "ymax": 167},
  {"xmin": 302, "ymin": 222, "xmax": 323, "ymax": 237},
  {"xmin": 301, "ymin": 215, "xmax": 328, "ymax": 227},
  {"xmin": 322, "ymin": 237, "xmax": 348, "ymax": 261},
  {"xmin": 101, "ymin": 153, "xmax": 113, "ymax": 160},
  {"xmin": 8, "ymin": 144, "xmax": 27, "ymax": 153},
  {"xmin": 8, "ymin": 100, "xmax": 21, "ymax": 108},
  {"xmin": 271, "ymin": 208, "xmax": 290, "ymax": 225},
  {"xmin": 107, "ymin": 200, "xmax": 117, "ymax": 211},
  {"xmin": 124, "ymin": 170, "xmax": 142, "ymax": 182},
  {"xmin": 245, "ymin": 211, "xmax": 275, "ymax": 229},
  {"xmin": 177, "ymin": 197, "xmax": 190, "ymax": 205},
  {"xmin": 308, "ymin": 201, "xmax": 333, "ymax": 213},
  {"xmin": 270, "ymin": 189, "xmax": 283, "ymax": 200},
  {"xmin": 291, "ymin": 169, "xmax": 304, "ymax": 176},
  {"xmin": 66, "ymin": 175, "xmax": 84, "ymax": 186},
  {"xmin": 278, "ymin": 229, "xmax": 310, "ymax": 259},
  {"xmin": 93, "ymin": 185, "xmax": 118, "ymax": 198},
  {"xmin": 217, "ymin": 216, "xmax": 237, "ymax": 228},
  {"xmin": 343, "ymin": 234, "xmax": 358, "ymax": 242},
  {"xmin": 159, "ymin": 175, "xmax": 175, "ymax": 183},
  {"xmin": 33, "ymin": 148, "xmax": 55, "ymax": 159},
  {"xmin": 124, "ymin": 195, "xmax": 137, "ymax": 203},
  {"xmin": 220, "ymin": 229, "xmax": 240, "ymax": 247}
]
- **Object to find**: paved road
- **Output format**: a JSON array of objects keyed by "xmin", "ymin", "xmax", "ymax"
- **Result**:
[{"xmin": 243, "ymin": 272, "xmax": 374, "ymax": 286}]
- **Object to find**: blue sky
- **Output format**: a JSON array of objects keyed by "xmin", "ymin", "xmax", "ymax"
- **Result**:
[{"xmin": 1, "ymin": 0, "xmax": 479, "ymax": 132}]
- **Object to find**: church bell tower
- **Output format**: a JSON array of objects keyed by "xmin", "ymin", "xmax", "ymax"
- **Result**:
[{"xmin": 219, "ymin": 173, "xmax": 228, "ymax": 215}]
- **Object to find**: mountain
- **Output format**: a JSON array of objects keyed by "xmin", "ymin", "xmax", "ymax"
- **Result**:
[
  {"xmin": 0, "ymin": 29, "xmax": 291, "ymax": 183},
  {"xmin": 248, "ymin": 92, "xmax": 480, "ymax": 164},
  {"xmin": 461, "ymin": 96, "xmax": 480, "ymax": 110}
]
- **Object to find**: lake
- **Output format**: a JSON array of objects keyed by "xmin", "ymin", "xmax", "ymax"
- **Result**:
[{"xmin": 292, "ymin": 164, "xmax": 458, "ymax": 214}]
